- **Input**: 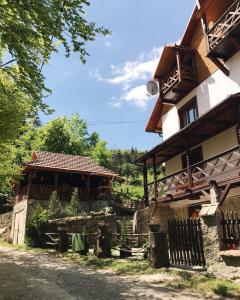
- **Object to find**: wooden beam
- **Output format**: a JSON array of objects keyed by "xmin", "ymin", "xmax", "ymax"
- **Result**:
[
  {"xmin": 86, "ymin": 175, "xmax": 90, "ymax": 201},
  {"xmin": 152, "ymin": 155, "xmax": 158, "ymax": 199},
  {"xmin": 209, "ymin": 57, "xmax": 229, "ymax": 77},
  {"xmin": 143, "ymin": 161, "xmax": 149, "ymax": 207},
  {"xmin": 219, "ymin": 183, "xmax": 231, "ymax": 205},
  {"xmin": 230, "ymin": 37, "xmax": 240, "ymax": 50},
  {"xmin": 196, "ymin": 0, "xmax": 215, "ymax": 19},
  {"xmin": 27, "ymin": 171, "xmax": 33, "ymax": 197},
  {"xmin": 176, "ymin": 50, "xmax": 182, "ymax": 83},
  {"xmin": 161, "ymin": 99, "xmax": 176, "ymax": 105},
  {"xmin": 54, "ymin": 173, "xmax": 58, "ymax": 190}
]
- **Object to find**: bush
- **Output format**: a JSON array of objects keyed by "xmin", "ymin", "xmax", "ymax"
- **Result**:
[
  {"xmin": 25, "ymin": 203, "xmax": 48, "ymax": 247},
  {"xmin": 68, "ymin": 188, "xmax": 80, "ymax": 216},
  {"xmin": 48, "ymin": 191, "xmax": 62, "ymax": 219}
]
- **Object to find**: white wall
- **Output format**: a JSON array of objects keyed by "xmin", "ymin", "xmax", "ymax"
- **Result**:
[
  {"xmin": 162, "ymin": 51, "xmax": 240, "ymax": 141},
  {"xmin": 165, "ymin": 126, "xmax": 238, "ymax": 176}
]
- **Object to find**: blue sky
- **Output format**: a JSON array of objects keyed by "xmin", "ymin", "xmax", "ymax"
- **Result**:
[{"xmin": 42, "ymin": 0, "xmax": 195, "ymax": 150}]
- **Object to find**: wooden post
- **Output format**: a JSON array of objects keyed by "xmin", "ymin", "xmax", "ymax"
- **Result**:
[
  {"xmin": 184, "ymin": 138, "xmax": 192, "ymax": 189},
  {"xmin": 152, "ymin": 155, "xmax": 158, "ymax": 199},
  {"xmin": 54, "ymin": 173, "xmax": 58, "ymax": 190},
  {"xmin": 86, "ymin": 175, "xmax": 90, "ymax": 201},
  {"xmin": 143, "ymin": 161, "xmax": 149, "ymax": 207},
  {"xmin": 27, "ymin": 170, "xmax": 33, "ymax": 197},
  {"xmin": 176, "ymin": 50, "xmax": 182, "ymax": 83},
  {"xmin": 236, "ymin": 102, "xmax": 240, "ymax": 144},
  {"xmin": 96, "ymin": 224, "xmax": 112, "ymax": 258}
]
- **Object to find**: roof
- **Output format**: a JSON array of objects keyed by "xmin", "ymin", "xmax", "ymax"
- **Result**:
[
  {"xmin": 25, "ymin": 151, "xmax": 118, "ymax": 178},
  {"xmin": 154, "ymin": 45, "xmax": 176, "ymax": 79},
  {"xmin": 145, "ymin": 98, "xmax": 171, "ymax": 133},
  {"xmin": 138, "ymin": 93, "xmax": 240, "ymax": 165}
]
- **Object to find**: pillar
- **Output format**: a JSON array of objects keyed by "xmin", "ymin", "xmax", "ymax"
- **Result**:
[
  {"xmin": 27, "ymin": 170, "xmax": 33, "ymax": 197},
  {"xmin": 54, "ymin": 173, "xmax": 58, "ymax": 190},
  {"xmin": 143, "ymin": 161, "xmax": 149, "ymax": 207},
  {"xmin": 152, "ymin": 155, "xmax": 158, "ymax": 199}
]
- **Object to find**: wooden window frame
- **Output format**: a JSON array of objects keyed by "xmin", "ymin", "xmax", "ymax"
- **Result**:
[{"xmin": 178, "ymin": 97, "xmax": 199, "ymax": 129}]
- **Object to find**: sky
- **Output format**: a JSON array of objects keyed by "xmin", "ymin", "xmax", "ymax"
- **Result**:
[{"xmin": 42, "ymin": 0, "xmax": 196, "ymax": 150}]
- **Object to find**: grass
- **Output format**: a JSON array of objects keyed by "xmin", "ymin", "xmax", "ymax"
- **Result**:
[
  {"xmin": 1, "ymin": 239, "xmax": 240, "ymax": 298},
  {"xmin": 174, "ymin": 271, "xmax": 240, "ymax": 298}
]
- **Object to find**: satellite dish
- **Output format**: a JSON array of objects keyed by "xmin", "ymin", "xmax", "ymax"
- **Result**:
[{"xmin": 146, "ymin": 80, "xmax": 159, "ymax": 96}]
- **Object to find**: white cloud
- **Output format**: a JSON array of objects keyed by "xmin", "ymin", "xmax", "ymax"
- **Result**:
[
  {"xmin": 90, "ymin": 45, "xmax": 163, "ymax": 109},
  {"xmin": 122, "ymin": 85, "xmax": 154, "ymax": 109},
  {"xmin": 106, "ymin": 46, "xmax": 163, "ymax": 89}
]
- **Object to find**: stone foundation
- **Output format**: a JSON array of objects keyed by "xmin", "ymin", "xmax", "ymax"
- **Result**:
[
  {"xmin": 0, "ymin": 211, "xmax": 12, "ymax": 241},
  {"xmin": 201, "ymin": 214, "xmax": 240, "ymax": 279},
  {"xmin": 40, "ymin": 215, "xmax": 131, "ymax": 247}
]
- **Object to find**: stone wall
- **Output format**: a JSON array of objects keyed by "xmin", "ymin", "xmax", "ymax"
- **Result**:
[
  {"xmin": 222, "ymin": 196, "xmax": 239, "ymax": 212},
  {"xmin": 40, "ymin": 215, "xmax": 131, "ymax": 247},
  {"xmin": 0, "ymin": 212, "xmax": 12, "ymax": 229},
  {"xmin": 201, "ymin": 214, "xmax": 240, "ymax": 279},
  {"xmin": 0, "ymin": 211, "xmax": 13, "ymax": 241},
  {"xmin": 135, "ymin": 204, "xmax": 175, "ymax": 234}
]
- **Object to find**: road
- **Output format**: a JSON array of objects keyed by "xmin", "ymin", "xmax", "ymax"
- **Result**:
[{"xmin": 0, "ymin": 247, "xmax": 212, "ymax": 300}]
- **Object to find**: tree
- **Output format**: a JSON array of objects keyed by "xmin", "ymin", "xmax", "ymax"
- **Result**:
[
  {"xmin": 91, "ymin": 140, "xmax": 111, "ymax": 168},
  {"xmin": 0, "ymin": 0, "xmax": 110, "ymax": 111},
  {"xmin": 69, "ymin": 188, "xmax": 80, "ymax": 216},
  {"xmin": 48, "ymin": 191, "xmax": 62, "ymax": 219}
]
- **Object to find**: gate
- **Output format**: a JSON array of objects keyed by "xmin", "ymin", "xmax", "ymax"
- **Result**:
[
  {"xmin": 168, "ymin": 218, "xmax": 205, "ymax": 267},
  {"xmin": 219, "ymin": 211, "xmax": 240, "ymax": 250}
]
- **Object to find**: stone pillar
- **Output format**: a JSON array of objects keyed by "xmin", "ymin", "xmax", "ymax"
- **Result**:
[
  {"xmin": 149, "ymin": 231, "xmax": 170, "ymax": 268},
  {"xmin": 201, "ymin": 214, "xmax": 221, "ymax": 268}
]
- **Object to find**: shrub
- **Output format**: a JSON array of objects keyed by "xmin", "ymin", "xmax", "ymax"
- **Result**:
[
  {"xmin": 48, "ymin": 191, "xmax": 62, "ymax": 219},
  {"xmin": 25, "ymin": 203, "xmax": 48, "ymax": 247},
  {"xmin": 69, "ymin": 188, "xmax": 80, "ymax": 216}
]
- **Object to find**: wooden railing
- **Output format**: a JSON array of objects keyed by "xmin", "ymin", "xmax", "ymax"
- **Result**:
[
  {"xmin": 207, "ymin": 0, "xmax": 240, "ymax": 51},
  {"xmin": 147, "ymin": 146, "xmax": 240, "ymax": 199},
  {"xmin": 23, "ymin": 184, "xmax": 112, "ymax": 201},
  {"xmin": 161, "ymin": 68, "xmax": 180, "ymax": 95},
  {"xmin": 161, "ymin": 64, "xmax": 195, "ymax": 95}
]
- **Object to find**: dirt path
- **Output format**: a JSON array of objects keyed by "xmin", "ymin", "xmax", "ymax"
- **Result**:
[{"xmin": 0, "ymin": 247, "xmax": 216, "ymax": 300}]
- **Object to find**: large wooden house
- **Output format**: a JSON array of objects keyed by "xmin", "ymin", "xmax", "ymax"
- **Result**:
[
  {"xmin": 15, "ymin": 150, "xmax": 117, "ymax": 205},
  {"xmin": 137, "ymin": 0, "xmax": 240, "ymax": 269},
  {"xmin": 11, "ymin": 151, "xmax": 118, "ymax": 244}
]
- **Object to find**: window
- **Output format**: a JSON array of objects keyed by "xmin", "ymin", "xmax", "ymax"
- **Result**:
[
  {"xmin": 181, "ymin": 146, "xmax": 203, "ymax": 169},
  {"xmin": 179, "ymin": 97, "xmax": 198, "ymax": 128}
]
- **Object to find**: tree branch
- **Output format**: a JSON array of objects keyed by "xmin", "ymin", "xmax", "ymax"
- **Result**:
[{"xmin": 0, "ymin": 59, "xmax": 17, "ymax": 68}]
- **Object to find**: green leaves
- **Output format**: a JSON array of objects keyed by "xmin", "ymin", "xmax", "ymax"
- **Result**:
[{"xmin": 0, "ymin": 0, "xmax": 110, "ymax": 109}]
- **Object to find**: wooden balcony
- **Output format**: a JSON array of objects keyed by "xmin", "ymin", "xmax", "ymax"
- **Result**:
[
  {"xmin": 147, "ymin": 146, "xmax": 240, "ymax": 202},
  {"xmin": 18, "ymin": 184, "xmax": 112, "ymax": 202},
  {"xmin": 159, "ymin": 47, "xmax": 197, "ymax": 104},
  {"xmin": 207, "ymin": 0, "xmax": 240, "ymax": 60}
]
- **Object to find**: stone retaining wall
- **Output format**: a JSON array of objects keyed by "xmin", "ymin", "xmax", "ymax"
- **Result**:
[
  {"xmin": 0, "ymin": 212, "xmax": 12, "ymax": 229},
  {"xmin": 40, "ymin": 215, "xmax": 131, "ymax": 247}
]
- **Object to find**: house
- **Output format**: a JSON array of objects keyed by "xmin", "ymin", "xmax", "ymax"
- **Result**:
[
  {"xmin": 11, "ymin": 150, "xmax": 118, "ymax": 244},
  {"xmin": 136, "ymin": 0, "xmax": 240, "ymax": 271}
]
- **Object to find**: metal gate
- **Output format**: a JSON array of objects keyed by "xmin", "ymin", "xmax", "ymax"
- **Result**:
[{"xmin": 168, "ymin": 218, "xmax": 205, "ymax": 267}]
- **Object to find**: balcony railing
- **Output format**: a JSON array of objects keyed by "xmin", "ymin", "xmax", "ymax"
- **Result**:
[
  {"xmin": 161, "ymin": 65, "xmax": 196, "ymax": 96},
  {"xmin": 18, "ymin": 184, "xmax": 112, "ymax": 201},
  {"xmin": 147, "ymin": 146, "xmax": 240, "ymax": 200},
  {"xmin": 207, "ymin": 0, "xmax": 240, "ymax": 55}
]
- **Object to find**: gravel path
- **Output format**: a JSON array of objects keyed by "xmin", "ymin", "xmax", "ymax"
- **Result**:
[{"xmin": 0, "ymin": 247, "xmax": 216, "ymax": 300}]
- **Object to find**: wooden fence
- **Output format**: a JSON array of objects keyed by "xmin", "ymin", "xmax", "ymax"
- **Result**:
[
  {"xmin": 220, "ymin": 211, "xmax": 240, "ymax": 250},
  {"xmin": 168, "ymin": 218, "xmax": 205, "ymax": 267}
]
